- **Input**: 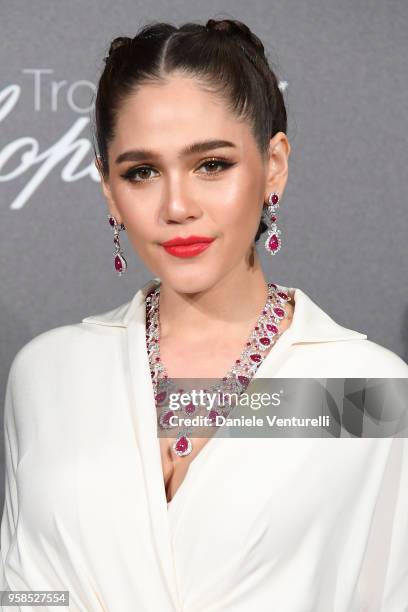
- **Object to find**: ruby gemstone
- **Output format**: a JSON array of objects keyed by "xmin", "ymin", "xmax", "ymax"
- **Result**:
[
  {"xmin": 162, "ymin": 410, "xmax": 174, "ymax": 425},
  {"xmin": 115, "ymin": 255, "xmax": 124, "ymax": 272},
  {"xmin": 268, "ymin": 235, "xmax": 280, "ymax": 252},
  {"xmin": 273, "ymin": 307, "xmax": 285, "ymax": 318},
  {"xmin": 250, "ymin": 354, "xmax": 262, "ymax": 363},
  {"xmin": 175, "ymin": 436, "xmax": 189, "ymax": 453},
  {"xmin": 185, "ymin": 402, "xmax": 195, "ymax": 414},
  {"xmin": 208, "ymin": 409, "xmax": 219, "ymax": 423}
]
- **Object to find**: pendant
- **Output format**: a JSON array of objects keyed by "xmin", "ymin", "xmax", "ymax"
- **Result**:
[
  {"xmin": 113, "ymin": 252, "xmax": 127, "ymax": 274},
  {"xmin": 173, "ymin": 434, "xmax": 193, "ymax": 456},
  {"xmin": 264, "ymin": 228, "xmax": 282, "ymax": 255}
]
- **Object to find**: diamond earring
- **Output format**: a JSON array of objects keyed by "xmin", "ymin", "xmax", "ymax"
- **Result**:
[
  {"xmin": 262, "ymin": 192, "xmax": 282, "ymax": 256},
  {"xmin": 107, "ymin": 214, "xmax": 127, "ymax": 275}
]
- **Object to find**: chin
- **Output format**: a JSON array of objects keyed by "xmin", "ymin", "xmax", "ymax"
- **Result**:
[{"xmin": 158, "ymin": 267, "xmax": 219, "ymax": 295}]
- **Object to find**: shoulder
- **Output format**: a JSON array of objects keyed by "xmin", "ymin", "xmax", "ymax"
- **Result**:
[
  {"xmin": 291, "ymin": 338, "xmax": 408, "ymax": 377},
  {"xmin": 10, "ymin": 323, "xmax": 87, "ymax": 368},
  {"xmin": 338, "ymin": 338, "xmax": 408, "ymax": 376},
  {"xmin": 5, "ymin": 281, "xmax": 149, "ymax": 393},
  {"xmin": 7, "ymin": 320, "xmax": 122, "ymax": 389},
  {"xmin": 350, "ymin": 339, "xmax": 408, "ymax": 376},
  {"xmin": 4, "ymin": 320, "xmax": 126, "ymax": 434}
]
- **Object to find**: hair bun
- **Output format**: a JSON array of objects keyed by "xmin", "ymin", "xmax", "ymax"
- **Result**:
[
  {"xmin": 104, "ymin": 36, "xmax": 132, "ymax": 63},
  {"xmin": 205, "ymin": 18, "xmax": 265, "ymax": 55}
]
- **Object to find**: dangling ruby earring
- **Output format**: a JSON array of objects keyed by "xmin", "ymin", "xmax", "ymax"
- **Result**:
[
  {"xmin": 263, "ymin": 191, "xmax": 282, "ymax": 256},
  {"xmin": 107, "ymin": 214, "xmax": 127, "ymax": 275}
]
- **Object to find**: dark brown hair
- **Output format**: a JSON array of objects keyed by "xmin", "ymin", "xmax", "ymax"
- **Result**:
[{"xmin": 92, "ymin": 18, "xmax": 288, "ymax": 242}]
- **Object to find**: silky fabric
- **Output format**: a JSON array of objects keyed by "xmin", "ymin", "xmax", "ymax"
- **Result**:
[{"xmin": 1, "ymin": 277, "xmax": 407, "ymax": 611}]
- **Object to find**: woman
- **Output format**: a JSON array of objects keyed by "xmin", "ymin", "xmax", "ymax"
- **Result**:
[{"xmin": 1, "ymin": 18, "xmax": 407, "ymax": 612}]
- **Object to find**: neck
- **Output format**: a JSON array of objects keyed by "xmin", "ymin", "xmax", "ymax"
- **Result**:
[{"xmin": 158, "ymin": 247, "xmax": 271, "ymax": 342}]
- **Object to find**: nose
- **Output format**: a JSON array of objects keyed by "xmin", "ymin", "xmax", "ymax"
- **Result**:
[{"xmin": 161, "ymin": 179, "xmax": 202, "ymax": 225}]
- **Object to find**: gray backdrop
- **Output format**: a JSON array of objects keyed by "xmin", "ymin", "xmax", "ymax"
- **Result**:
[{"xmin": 1, "ymin": 0, "xmax": 408, "ymax": 501}]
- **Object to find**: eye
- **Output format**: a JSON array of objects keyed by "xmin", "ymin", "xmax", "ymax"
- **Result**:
[
  {"xmin": 198, "ymin": 158, "xmax": 235, "ymax": 175},
  {"xmin": 120, "ymin": 166, "xmax": 158, "ymax": 183}
]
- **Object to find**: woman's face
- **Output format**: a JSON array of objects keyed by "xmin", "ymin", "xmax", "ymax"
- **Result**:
[{"xmin": 98, "ymin": 73, "xmax": 289, "ymax": 293}]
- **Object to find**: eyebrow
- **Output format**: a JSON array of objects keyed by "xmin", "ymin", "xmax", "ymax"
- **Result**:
[{"xmin": 115, "ymin": 139, "xmax": 237, "ymax": 164}]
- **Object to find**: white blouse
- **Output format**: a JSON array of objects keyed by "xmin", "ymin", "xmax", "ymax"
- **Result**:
[{"xmin": 1, "ymin": 277, "xmax": 407, "ymax": 611}]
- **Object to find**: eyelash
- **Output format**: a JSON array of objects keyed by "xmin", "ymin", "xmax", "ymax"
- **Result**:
[{"xmin": 120, "ymin": 158, "xmax": 235, "ymax": 183}]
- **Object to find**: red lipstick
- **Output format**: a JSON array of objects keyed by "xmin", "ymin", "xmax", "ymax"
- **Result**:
[{"xmin": 161, "ymin": 235, "xmax": 215, "ymax": 258}]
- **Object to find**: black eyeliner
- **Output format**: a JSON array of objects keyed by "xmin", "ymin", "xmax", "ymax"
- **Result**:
[{"xmin": 120, "ymin": 158, "xmax": 236, "ymax": 183}]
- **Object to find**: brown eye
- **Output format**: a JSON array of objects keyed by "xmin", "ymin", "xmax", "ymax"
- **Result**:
[
  {"xmin": 121, "ymin": 166, "xmax": 158, "ymax": 182},
  {"xmin": 198, "ymin": 159, "xmax": 234, "ymax": 174}
]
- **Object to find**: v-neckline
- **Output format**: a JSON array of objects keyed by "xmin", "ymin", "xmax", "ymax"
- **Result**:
[
  {"xmin": 166, "ymin": 429, "xmax": 217, "ymax": 512},
  {"xmin": 159, "ymin": 286, "xmax": 299, "ymax": 512},
  {"xmin": 127, "ymin": 280, "xmax": 299, "ymax": 512}
]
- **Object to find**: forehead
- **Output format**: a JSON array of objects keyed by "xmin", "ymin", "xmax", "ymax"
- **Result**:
[{"xmin": 112, "ymin": 74, "xmax": 253, "ymax": 153}]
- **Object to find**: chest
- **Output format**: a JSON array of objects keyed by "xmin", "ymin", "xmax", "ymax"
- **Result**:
[
  {"xmin": 157, "ymin": 336, "xmax": 283, "ymax": 502},
  {"xmin": 159, "ymin": 437, "xmax": 210, "ymax": 502}
]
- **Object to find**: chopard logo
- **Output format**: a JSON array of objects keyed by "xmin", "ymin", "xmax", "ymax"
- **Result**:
[{"xmin": 0, "ymin": 69, "xmax": 100, "ymax": 210}]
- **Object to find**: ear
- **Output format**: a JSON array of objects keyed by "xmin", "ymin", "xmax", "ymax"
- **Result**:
[
  {"xmin": 94, "ymin": 156, "xmax": 124, "ymax": 224},
  {"xmin": 263, "ymin": 132, "xmax": 291, "ymax": 202}
]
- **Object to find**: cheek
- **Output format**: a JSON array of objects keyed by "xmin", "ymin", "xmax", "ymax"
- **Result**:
[
  {"xmin": 211, "ymin": 180, "xmax": 262, "ymax": 237},
  {"xmin": 113, "ymin": 186, "xmax": 155, "ymax": 240}
]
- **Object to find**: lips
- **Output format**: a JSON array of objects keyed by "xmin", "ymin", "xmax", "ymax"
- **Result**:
[
  {"xmin": 161, "ymin": 235, "xmax": 215, "ymax": 247},
  {"xmin": 161, "ymin": 235, "xmax": 215, "ymax": 259}
]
